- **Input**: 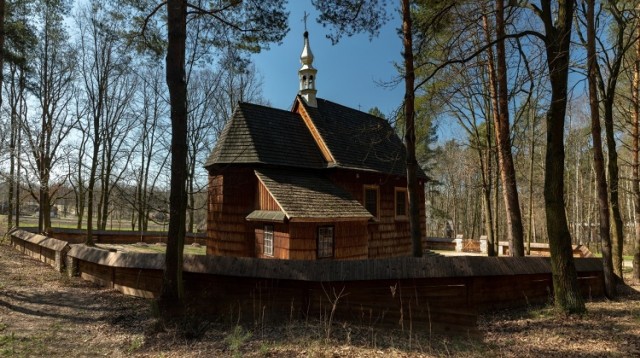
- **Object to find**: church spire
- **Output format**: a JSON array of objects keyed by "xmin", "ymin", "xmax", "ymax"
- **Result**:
[{"xmin": 299, "ymin": 30, "xmax": 317, "ymax": 107}]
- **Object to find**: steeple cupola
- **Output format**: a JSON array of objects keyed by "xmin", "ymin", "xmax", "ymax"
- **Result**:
[{"xmin": 299, "ymin": 31, "xmax": 317, "ymax": 107}]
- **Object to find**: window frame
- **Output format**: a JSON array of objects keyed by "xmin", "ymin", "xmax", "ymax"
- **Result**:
[
  {"xmin": 317, "ymin": 226, "xmax": 335, "ymax": 259},
  {"xmin": 363, "ymin": 185, "xmax": 380, "ymax": 219},
  {"xmin": 394, "ymin": 187, "xmax": 408, "ymax": 219},
  {"xmin": 263, "ymin": 224, "xmax": 274, "ymax": 257}
]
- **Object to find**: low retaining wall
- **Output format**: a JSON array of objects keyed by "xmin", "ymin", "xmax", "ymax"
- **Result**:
[
  {"xmin": 10, "ymin": 229, "xmax": 605, "ymax": 335},
  {"xmin": 9, "ymin": 229, "xmax": 70, "ymax": 272},
  {"xmin": 20, "ymin": 227, "xmax": 206, "ymax": 245}
]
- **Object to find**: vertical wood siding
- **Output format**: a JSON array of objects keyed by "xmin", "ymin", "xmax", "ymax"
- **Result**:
[
  {"xmin": 254, "ymin": 223, "xmax": 290, "ymax": 259},
  {"xmin": 208, "ymin": 167, "xmax": 427, "ymax": 260},
  {"xmin": 330, "ymin": 169, "xmax": 427, "ymax": 258},
  {"xmin": 257, "ymin": 180, "xmax": 280, "ymax": 211},
  {"xmin": 207, "ymin": 168, "xmax": 257, "ymax": 257}
]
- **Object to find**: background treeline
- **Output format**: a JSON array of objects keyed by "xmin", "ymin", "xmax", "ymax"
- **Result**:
[
  {"xmin": 1, "ymin": 0, "xmax": 639, "ymax": 263},
  {"xmin": 410, "ymin": 1, "xmax": 640, "ymax": 262},
  {"xmin": 0, "ymin": 0, "xmax": 267, "ymax": 233}
]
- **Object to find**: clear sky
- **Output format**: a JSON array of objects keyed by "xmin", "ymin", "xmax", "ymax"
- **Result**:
[{"xmin": 251, "ymin": 1, "xmax": 404, "ymax": 117}]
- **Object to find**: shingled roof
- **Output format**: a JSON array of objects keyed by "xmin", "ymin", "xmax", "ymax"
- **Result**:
[
  {"xmin": 254, "ymin": 168, "xmax": 372, "ymax": 221},
  {"xmin": 205, "ymin": 97, "xmax": 427, "ymax": 179},
  {"xmin": 300, "ymin": 97, "xmax": 424, "ymax": 177},
  {"xmin": 204, "ymin": 102, "xmax": 326, "ymax": 170}
]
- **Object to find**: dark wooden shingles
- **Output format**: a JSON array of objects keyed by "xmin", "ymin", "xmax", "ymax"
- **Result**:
[
  {"xmin": 255, "ymin": 168, "xmax": 372, "ymax": 219},
  {"xmin": 304, "ymin": 97, "xmax": 428, "ymax": 178},
  {"xmin": 205, "ymin": 102, "xmax": 326, "ymax": 169}
]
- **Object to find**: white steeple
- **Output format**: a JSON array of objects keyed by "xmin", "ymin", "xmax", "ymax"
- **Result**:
[{"xmin": 299, "ymin": 31, "xmax": 317, "ymax": 107}]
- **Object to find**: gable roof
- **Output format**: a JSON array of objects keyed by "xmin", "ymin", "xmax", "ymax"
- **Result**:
[
  {"xmin": 298, "ymin": 96, "xmax": 423, "ymax": 177},
  {"xmin": 254, "ymin": 168, "xmax": 372, "ymax": 221},
  {"xmin": 204, "ymin": 102, "xmax": 326, "ymax": 169},
  {"xmin": 205, "ymin": 97, "xmax": 427, "ymax": 179}
]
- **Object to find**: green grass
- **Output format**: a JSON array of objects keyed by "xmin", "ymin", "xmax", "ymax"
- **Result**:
[
  {"xmin": 591, "ymin": 252, "xmax": 634, "ymax": 260},
  {"xmin": 1, "ymin": 214, "xmax": 168, "ymax": 232},
  {"xmin": 96, "ymin": 243, "xmax": 207, "ymax": 255},
  {"xmin": 225, "ymin": 326, "xmax": 252, "ymax": 358},
  {"xmin": 136, "ymin": 244, "xmax": 206, "ymax": 255}
]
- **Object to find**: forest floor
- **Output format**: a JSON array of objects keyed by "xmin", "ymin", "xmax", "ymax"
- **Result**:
[{"xmin": 1, "ymin": 239, "xmax": 639, "ymax": 357}]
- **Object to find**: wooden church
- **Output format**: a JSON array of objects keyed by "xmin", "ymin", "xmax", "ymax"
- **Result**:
[{"xmin": 204, "ymin": 31, "xmax": 428, "ymax": 260}]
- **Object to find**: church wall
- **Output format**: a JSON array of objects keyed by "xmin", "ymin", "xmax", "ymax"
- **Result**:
[
  {"xmin": 254, "ymin": 223, "xmax": 290, "ymax": 259},
  {"xmin": 329, "ymin": 169, "xmax": 427, "ymax": 258},
  {"xmin": 288, "ymin": 221, "xmax": 368, "ymax": 260},
  {"xmin": 206, "ymin": 167, "xmax": 257, "ymax": 257}
]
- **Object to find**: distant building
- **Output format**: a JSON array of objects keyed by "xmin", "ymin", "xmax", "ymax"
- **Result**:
[{"xmin": 204, "ymin": 31, "xmax": 428, "ymax": 260}]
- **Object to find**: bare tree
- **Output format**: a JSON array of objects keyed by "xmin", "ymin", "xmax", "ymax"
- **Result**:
[
  {"xmin": 22, "ymin": 0, "xmax": 76, "ymax": 233},
  {"xmin": 632, "ymin": 6, "xmax": 640, "ymax": 285},
  {"xmin": 127, "ymin": 0, "xmax": 289, "ymax": 316},
  {"xmin": 585, "ymin": 0, "xmax": 616, "ymax": 298},
  {"xmin": 76, "ymin": 1, "xmax": 133, "ymax": 243},
  {"xmin": 532, "ymin": 0, "xmax": 585, "ymax": 313},
  {"xmin": 131, "ymin": 66, "xmax": 170, "ymax": 232}
]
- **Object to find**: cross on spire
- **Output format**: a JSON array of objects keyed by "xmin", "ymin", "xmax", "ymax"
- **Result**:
[{"xmin": 302, "ymin": 11, "xmax": 309, "ymax": 31}]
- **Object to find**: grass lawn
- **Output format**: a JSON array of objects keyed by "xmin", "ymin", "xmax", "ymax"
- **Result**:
[
  {"xmin": 0, "ymin": 214, "xmax": 168, "ymax": 232},
  {"xmin": 95, "ymin": 243, "xmax": 207, "ymax": 255}
]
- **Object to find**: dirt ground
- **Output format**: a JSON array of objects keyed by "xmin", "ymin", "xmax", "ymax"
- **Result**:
[{"xmin": 1, "ymin": 240, "xmax": 639, "ymax": 357}]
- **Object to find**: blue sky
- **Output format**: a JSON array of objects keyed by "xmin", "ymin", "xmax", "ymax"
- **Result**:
[{"xmin": 251, "ymin": 1, "xmax": 405, "ymax": 117}]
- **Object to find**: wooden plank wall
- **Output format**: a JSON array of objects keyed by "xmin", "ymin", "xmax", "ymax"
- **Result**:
[
  {"xmin": 207, "ymin": 168, "xmax": 257, "ymax": 257},
  {"xmin": 10, "ymin": 230, "xmax": 70, "ymax": 272},
  {"xmin": 287, "ymin": 222, "xmax": 369, "ymax": 260},
  {"xmin": 253, "ymin": 223, "xmax": 290, "ymax": 259},
  {"xmin": 7, "ymin": 236, "xmax": 605, "ymax": 335},
  {"xmin": 257, "ymin": 181, "xmax": 280, "ymax": 211},
  {"xmin": 330, "ymin": 170, "xmax": 427, "ymax": 258},
  {"xmin": 184, "ymin": 274, "xmax": 476, "ymax": 335},
  {"xmin": 63, "ymin": 257, "xmax": 603, "ymax": 335}
]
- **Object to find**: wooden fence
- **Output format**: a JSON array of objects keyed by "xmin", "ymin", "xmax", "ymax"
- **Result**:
[
  {"xmin": 9, "ymin": 229, "xmax": 604, "ymax": 335},
  {"xmin": 427, "ymin": 237, "xmax": 593, "ymax": 258},
  {"xmin": 9, "ymin": 229, "xmax": 70, "ymax": 272},
  {"xmin": 20, "ymin": 227, "xmax": 206, "ymax": 245},
  {"xmin": 498, "ymin": 241, "xmax": 593, "ymax": 257}
]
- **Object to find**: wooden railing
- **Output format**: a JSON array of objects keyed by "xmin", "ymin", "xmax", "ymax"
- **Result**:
[{"xmin": 9, "ymin": 229, "xmax": 605, "ymax": 336}]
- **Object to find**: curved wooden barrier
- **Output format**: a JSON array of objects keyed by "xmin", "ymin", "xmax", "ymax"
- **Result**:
[{"xmin": 10, "ymin": 229, "xmax": 605, "ymax": 336}]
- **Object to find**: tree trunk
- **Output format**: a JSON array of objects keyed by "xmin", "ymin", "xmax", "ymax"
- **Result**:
[
  {"xmin": 527, "ymin": 104, "xmax": 536, "ymax": 255},
  {"xmin": 632, "ymin": 12, "xmax": 640, "ymax": 285},
  {"xmin": 586, "ymin": 0, "xmax": 616, "ymax": 298},
  {"xmin": 76, "ymin": 186, "xmax": 84, "ymax": 229},
  {"xmin": 8, "ymin": 67, "xmax": 16, "ymax": 231},
  {"xmin": 100, "ymin": 164, "xmax": 112, "ymax": 231},
  {"xmin": 402, "ymin": 0, "xmax": 423, "ymax": 257},
  {"xmin": 493, "ymin": 155, "xmax": 500, "ymax": 253},
  {"xmin": 481, "ymin": 12, "xmax": 498, "ymax": 256},
  {"xmin": 159, "ymin": 0, "xmax": 188, "ymax": 315},
  {"xmin": 39, "ymin": 157, "xmax": 52, "ymax": 233},
  {"xmin": 188, "ymin": 174, "xmax": 195, "ymax": 233},
  {"xmin": 541, "ymin": 0, "xmax": 585, "ymax": 313},
  {"xmin": 485, "ymin": 105, "xmax": 495, "ymax": 256},
  {"xmin": 495, "ymin": 0, "xmax": 525, "ymax": 256},
  {"xmin": 603, "ymin": 97, "xmax": 624, "ymax": 280}
]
